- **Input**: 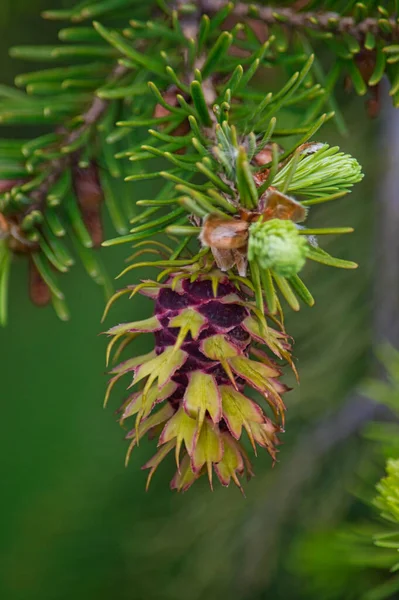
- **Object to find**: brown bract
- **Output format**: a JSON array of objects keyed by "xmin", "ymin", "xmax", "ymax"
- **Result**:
[
  {"xmin": 345, "ymin": 48, "xmax": 380, "ymax": 118},
  {"xmin": 199, "ymin": 188, "xmax": 307, "ymax": 276},
  {"xmin": 72, "ymin": 162, "xmax": 104, "ymax": 247},
  {"xmin": 223, "ymin": 14, "xmax": 270, "ymax": 58},
  {"xmin": 29, "ymin": 258, "xmax": 51, "ymax": 307},
  {"xmin": 0, "ymin": 215, "xmax": 35, "ymax": 254},
  {"xmin": 153, "ymin": 85, "xmax": 190, "ymax": 145},
  {"xmin": 0, "ymin": 179, "xmax": 26, "ymax": 194}
]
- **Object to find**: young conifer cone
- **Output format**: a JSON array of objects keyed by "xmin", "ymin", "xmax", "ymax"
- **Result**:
[{"xmin": 105, "ymin": 269, "xmax": 293, "ymax": 492}]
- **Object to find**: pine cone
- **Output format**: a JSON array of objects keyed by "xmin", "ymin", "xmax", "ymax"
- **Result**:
[{"xmin": 106, "ymin": 271, "xmax": 293, "ymax": 492}]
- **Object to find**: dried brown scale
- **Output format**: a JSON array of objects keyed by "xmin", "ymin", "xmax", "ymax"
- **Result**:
[
  {"xmin": 72, "ymin": 161, "xmax": 104, "ymax": 247},
  {"xmin": 0, "ymin": 179, "xmax": 27, "ymax": 194},
  {"xmin": 29, "ymin": 258, "xmax": 51, "ymax": 307},
  {"xmin": 353, "ymin": 49, "xmax": 381, "ymax": 118},
  {"xmin": 0, "ymin": 215, "xmax": 37, "ymax": 254}
]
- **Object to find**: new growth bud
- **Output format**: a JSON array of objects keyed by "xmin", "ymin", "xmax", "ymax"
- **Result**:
[{"xmin": 248, "ymin": 218, "xmax": 308, "ymax": 277}]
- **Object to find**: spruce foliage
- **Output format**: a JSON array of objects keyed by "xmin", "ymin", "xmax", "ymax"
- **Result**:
[{"xmin": 1, "ymin": 0, "xmax": 399, "ymax": 583}]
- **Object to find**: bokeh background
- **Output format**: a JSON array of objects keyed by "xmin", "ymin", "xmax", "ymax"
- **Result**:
[{"xmin": 0, "ymin": 2, "xmax": 393, "ymax": 599}]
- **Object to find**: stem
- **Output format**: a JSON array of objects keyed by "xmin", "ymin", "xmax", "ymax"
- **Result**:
[{"xmin": 201, "ymin": 1, "xmax": 399, "ymax": 40}]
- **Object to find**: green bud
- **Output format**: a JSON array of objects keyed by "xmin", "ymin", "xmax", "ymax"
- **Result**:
[{"xmin": 248, "ymin": 219, "xmax": 308, "ymax": 277}]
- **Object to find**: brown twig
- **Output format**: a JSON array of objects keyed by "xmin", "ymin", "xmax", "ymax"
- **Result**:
[
  {"xmin": 27, "ymin": 63, "xmax": 128, "ymax": 215},
  {"xmin": 201, "ymin": 1, "xmax": 399, "ymax": 40}
]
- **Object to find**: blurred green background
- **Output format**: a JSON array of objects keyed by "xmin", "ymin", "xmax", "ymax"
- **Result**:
[{"xmin": 0, "ymin": 2, "xmax": 385, "ymax": 599}]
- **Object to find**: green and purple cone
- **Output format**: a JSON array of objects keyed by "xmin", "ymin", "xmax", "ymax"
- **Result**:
[{"xmin": 105, "ymin": 269, "xmax": 293, "ymax": 492}]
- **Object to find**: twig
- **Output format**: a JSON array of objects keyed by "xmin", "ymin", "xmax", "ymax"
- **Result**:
[{"xmin": 201, "ymin": 1, "xmax": 399, "ymax": 40}]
